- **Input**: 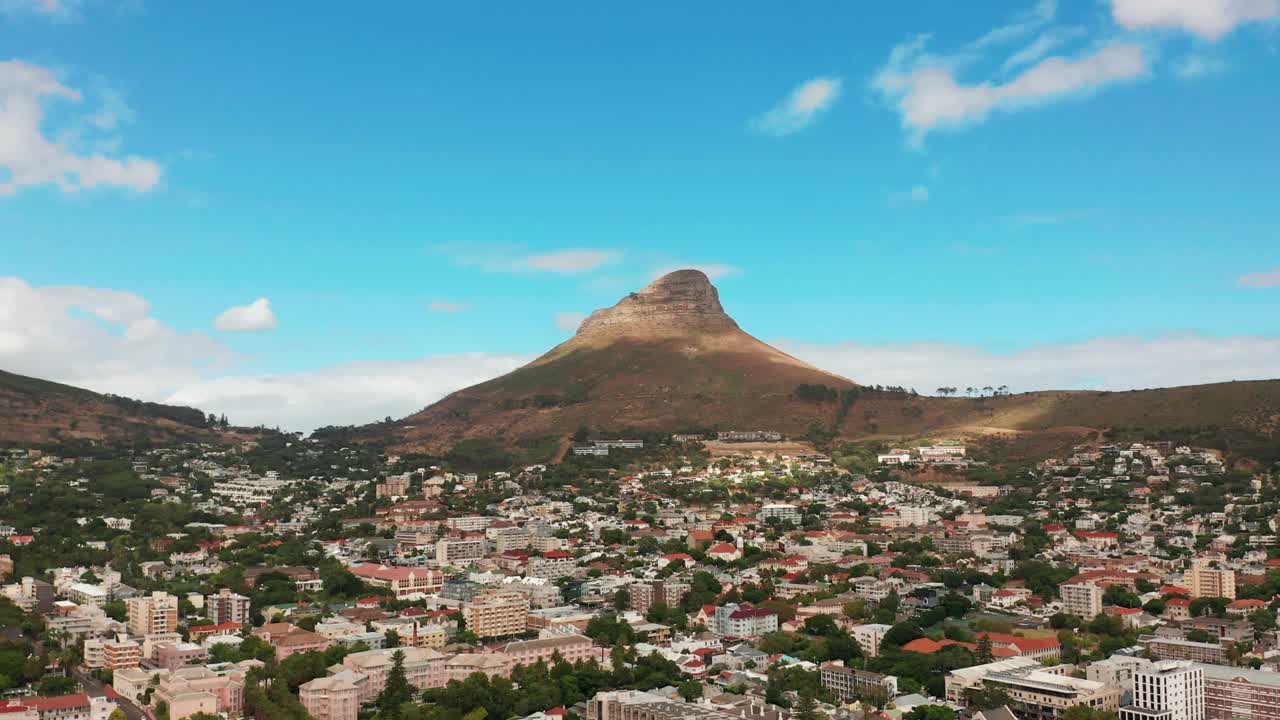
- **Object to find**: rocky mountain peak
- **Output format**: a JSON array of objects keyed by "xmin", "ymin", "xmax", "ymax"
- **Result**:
[{"xmin": 575, "ymin": 269, "xmax": 740, "ymax": 336}]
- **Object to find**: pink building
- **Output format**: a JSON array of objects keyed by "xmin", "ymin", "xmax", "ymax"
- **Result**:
[
  {"xmin": 501, "ymin": 634, "xmax": 600, "ymax": 668},
  {"xmin": 300, "ymin": 674, "xmax": 361, "ymax": 720},
  {"xmin": 251, "ymin": 623, "xmax": 331, "ymax": 660}
]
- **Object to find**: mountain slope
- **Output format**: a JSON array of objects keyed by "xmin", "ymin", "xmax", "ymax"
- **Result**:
[
  {"xmin": 0, "ymin": 369, "xmax": 230, "ymax": 445},
  {"xmin": 383, "ymin": 269, "xmax": 1280, "ymax": 458},
  {"xmin": 389, "ymin": 269, "xmax": 857, "ymax": 450}
]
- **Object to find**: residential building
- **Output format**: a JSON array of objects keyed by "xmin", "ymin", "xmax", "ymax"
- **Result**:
[
  {"xmin": 527, "ymin": 551, "xmax": 578, "ymax": 580},
  {"xmin": 820, "ymin": 662, "xmax": 899, "ymax": 701},
  {"xmin": 1139, "ymin": 636, "xmax": 1230, "ymax": 665},
  {"xmin": 712, "ymin": 604, "xmax": 778, "ymax": 639},
  {"xmin": 850, "ymin": 623, "xmax": 893, "ymax": 657},
  {"xmin": 436, "ymin": 538, "xmax": 486, "ymax": 565},
  {"xmin": 126, "ymin": 592, "xmax": 179, "ymax": 636},
  {"xmin": 1120, "ymin": 661, "xmax": 1204, "ymax": 720},
  {"xmin": 464, "ymin": 589, "xmax": 529, "ymax": 639},
  {"xmin": 341, "ymin": 647, "xmax": 449, "ymax": 700},
  {"xmin": 300, "ymin": 674, "xmax": 362, "ymax": 720},
  {"xmin": 205, "ymin": 588, "xmax": 251, "ymax": 625},
  {"xmin": 502, "ymin": 633, "xmax": 599, "ymax": 668},
  {"xmin": 1061, "ymin": 582, "xmax": 1105, "ymax": 620},
  {"xmin": 251, "ymin": 622, "xmax": 331, "ymax": 660},
  {"xmin": 757, "ymin": 504, "xmax": 801, "ymax": 524},
  {"xmin": 1186, "ymin": 557, "xmax": 1236, "ymax": 600}
]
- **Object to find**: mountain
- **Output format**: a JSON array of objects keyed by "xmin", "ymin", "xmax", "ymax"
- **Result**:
[
  {"xmin": 382, "ymin": 269, "xmax": 1280, "ymax": 461},
  {"xmin": 0, "ymin": 369, "xmax": 230, "ymax": 446},
  {"xmin": 387, "ymin": 269, "xmax": 857, "ymax": 450}
]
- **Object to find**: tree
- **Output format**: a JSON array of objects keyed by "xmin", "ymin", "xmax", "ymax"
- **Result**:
[
  {"xmin": 804, "ymin": 615, "xmax": 839, "ymax": 637},
  {"xmin": 377, "ymin": 650, "xmax": 413, "ymax": 720},
  {"xmin": 678, "ymin": 680, "xmax": 704, "ymax": 703},
  {"xmin": 975, "ymin": 634, "xmax": 995, "ymax": 664},
  {"xmin": 1062, "ymin": 705, "xmax": 1119, "ymax": 720},
  {"xmin": 882, "ymin": 622, "xmax": 924, "ymax": 649},
  {"xmin": 613, "ymin": 589, "xmax": 631, "ymax": 613},
  {"xmin": 793, "ymin": 692, "xmax": 822, "ymax": 720},
  {"xmin": 905, "ymin": 705, "xmax": 957, "ymax": 720}
]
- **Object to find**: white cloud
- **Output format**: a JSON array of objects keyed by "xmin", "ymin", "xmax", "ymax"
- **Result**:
[
  {"xmin": 971, "ymin": 0, "xmax": 1059, "ymax": 50},
  {"xmin": 165, "ymin": 353, "xmax": 532, "ymax": 431},
  {"xmin": 213, "ymin": 298, "xmax": 278, "ymax": 332},
  {"xmin": 888, "ymin": 185, "xmax": 931, "ymax": 208},
  {"xmin": 1002, "ymin": 27, "xmax": 1089, "ymax": 72},
  {"xmin": 0, "ymin": 276, "xmax": 232, "ymax": 400},
  {"xmin": 428, "ymin": 300, "xmax": 467, "ymax": 313},
  {"xmin": 0, "ymin": 274, "xmax": 531, "ymax": 432},
  {"xmin": 1112, "ymin": 0, "xmax": 1280, "ymax": 41},
  {"xmin": 0, "ymin": 60, "xmax": 162, "ymax": 195},
  {"xmin": 1239, "ymin": 267, "xmax": 1280, "ymax": 288},
  {"xmin": 650, "ymin": 263, "xmax": 741, "ymax": 281},
  {"xmin": 874, "ymin": 41, "xmax": 1146, "ymax": 144},
  {"xmin": 435, "ymin": 243, "xmax": 621, "ymax": 275},
  {"xmin": 555, "ymin": 312, "xmax": 586, "ymax": 332},
  {"xmin": 523, "ymin": 249, "xmax": 621, "ymax": 274},
  {"xmin": 1174, "ymin": 53, "xmax": 1231, "ymax": 79},
  {"xmin": 751, "ymin": 77, "xmax": 842, "ymax": 136},
  {"xmin": 778, "ymin": 333, "xmax": 1280, "ymax": 395}
]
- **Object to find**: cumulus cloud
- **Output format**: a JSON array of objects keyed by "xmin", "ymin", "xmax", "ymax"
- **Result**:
[
  {"xmin": 778, "ymin": 333, "xmax": 1280, "ymax": 394},
  {"xmin": 555, "ymin": 312, "xmax": 586, "ymax": 332},
  {"xmin": 213, "ymin": 298, "xmax": 278, "ymax": 332},
  {"xmin": 428, "ymin": 300, "xmax": 467, "ymax": 313},
  {"xmin": 0, "ymin": 276, "xmax": 231, "ymax": 400},
  {"xmin": 1239, "ymin": 267, "xmax": 1280, "ymax": 288},
  {"xmin": 0, "ymin": 60, "xmax": 162, "ymax": 195},
  {"xmin": 751, "ymin": 77, "xmax": 842, "ymax": 136},
  {"xmin": 165, "ymin": 353, "xmax": 531, "ymax": 431},
  {"xmin": 1112, "ymin": 0, "xmax": 1280, "ymax": 41},
  {"xmin": 874, "ymin": 39, "xmax": 1147, "ymax": 144},
  {"xmin": 0, "ymin": 275, "xmax": 532, "ymax": 431}
]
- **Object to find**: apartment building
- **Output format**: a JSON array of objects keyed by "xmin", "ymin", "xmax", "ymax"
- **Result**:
[
  {"xmin": 251, "ymin": 623, "xmax": 331, "ymax": 661},
  {"xmin": 628, "ymin": 580, "xmax": 690, "ymax": 616},
  {"xmin": 850, "ymin": 623, "xmax": 893, "ymax": 657},
  {"xmin": 154, "ymin": 662, "xmax": 257, "ymax": 720},
  {"xmin": 502, "ymin": 633, "xmax": 599, "ymax": 668},
  {"xmin": 1061, "ymin": 582, "xmax": 1105, "ymax": 620},
  {"xmin": 341, "ymin": 647, "xmax": 449, "ymax": 701},
  {"xmin": 299, "ymin": 674, "xmax": 362, "ymax": 720},
  {"xmin": 526, "ymin": 551, "xmax": 579, "ymax": 580},
  {"xmin": 464, "ymin": 589, "xmax": 529, "ymax": 639},
  {"xmin": 436, "ymin": 538, "xmax": 486, "ymax": 565},
  {"xmin": 757, "ymin": 504, "xmax": 801, "ymax": 524},
  {"xmin": 1186, "ymin": 557, "xmax": 1236, "ymax": 600},
  {"xmin": 205, "ymin": 588, "xmax": 251, "ymax": 625},
  {"xmin": 1139, "ymin": 636, "xmax": 1230, "ymax": 665},
  {"xmin": 1120, "ymin": 661, "xmax": 1204, "ymax": 720},
  {"xmin": 712, "ymin": 604, "xmax": 778, "ymax": 639},
  {"xmin": 126, "ymin": 592, "xmax": 179, "ymax": 636},
  {"xmin": 820, "ymin": 662, "xmax": 899, "ymax": 701}
]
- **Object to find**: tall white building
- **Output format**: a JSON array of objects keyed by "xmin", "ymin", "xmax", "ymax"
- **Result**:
[
  {"xmin": 1121, "ymin": 661, "xmax": 1205, "ymax": 720},
  {"xmin": 1061, "ymin": 582, "xmax": 1104, "ymax": 620}
]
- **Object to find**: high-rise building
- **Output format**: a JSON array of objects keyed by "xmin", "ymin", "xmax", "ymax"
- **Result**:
[
  {"xmin": 1120, "ymin": 661, "xmax": 1205, "ymax": 720},
  {"xmin": 126, "ymin": 592, "xmax": 179, "ymax": 636},
  {"xmin": 463, "ymin": 589, "xmax": 529, "ymax": 639},
  {"xmin": 205, "ymin": 588, "xmax": 251, "ymax": 625},
  {"xmin": 1061, "ymin": 583, "xmax": 1105, "ymax": 620},
  {"xmin": 1186, "ymin": 557, "xmax": 1236, "ymax": 600}
]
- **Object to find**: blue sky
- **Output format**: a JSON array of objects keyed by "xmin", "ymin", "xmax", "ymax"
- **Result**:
[{"xmin": 2, "ymin": 0, "xmax": 1279, "ymax": 430}]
